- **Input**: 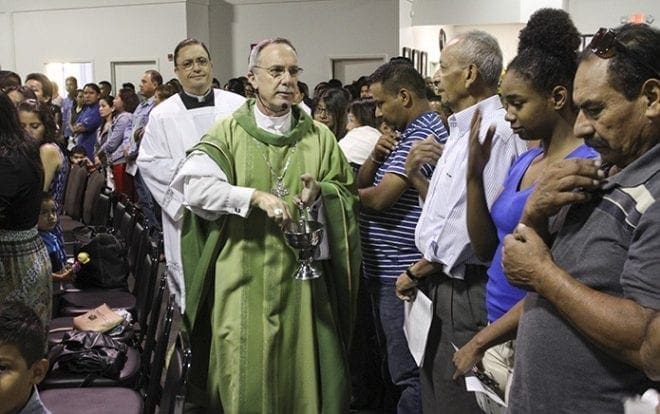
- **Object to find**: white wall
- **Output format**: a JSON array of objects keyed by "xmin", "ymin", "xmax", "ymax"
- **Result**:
[
  {"xmin": 228, "ymin": 0, "xmax": 399, "ymax": 87},
  {"xmin": 567, "ymin": 0, "xmax": 660, "ymax": 34},
  {"xmin": 2, "ymin": 0, "xmax": 188, "ymax": 88},
  {"xmin": 412, "ymin": 0, "xmax": 523, "ymax": 26},
  {"xmin": 209, "ymin": 0, "xmax": 236, "ymax": 84}
]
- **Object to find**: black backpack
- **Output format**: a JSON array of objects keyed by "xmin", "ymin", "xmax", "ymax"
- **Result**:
[{"xmin": 75, "ymin": 232, "xmax": 129, "ymax": 289}]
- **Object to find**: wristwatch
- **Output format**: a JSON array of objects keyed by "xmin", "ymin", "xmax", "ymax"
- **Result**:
[{"xmin": 405, "ymin": 264, "xmax": 423, "ymax": 283}]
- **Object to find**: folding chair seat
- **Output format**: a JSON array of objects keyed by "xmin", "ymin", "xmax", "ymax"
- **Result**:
[
  {"xmin": 40, "ymin": 344, "xmax": 141, "ymax": 389},
  {"xmin": 40, "ymin": 387, "xmax": 143, "ymax": 414}
]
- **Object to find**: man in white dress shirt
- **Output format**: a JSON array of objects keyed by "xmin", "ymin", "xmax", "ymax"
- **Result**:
[
  {"xmin": 136, "ymin": 38, "xmax": 245, "ymax": 311},
  {"xmin": 395, "ymin": 30, "xmax": 526, "ymax": 413}
]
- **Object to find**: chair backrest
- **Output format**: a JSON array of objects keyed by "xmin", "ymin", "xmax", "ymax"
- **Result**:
[
  {"xmin": 128, "ymin": 220, "xmax": 147, "ymax": 275},
  {"xmin": 158, "ymin": 331, "xmax": 191, "ymax": 414},
  {"xmin": 143, "ymin": 294, "xmax": 175, "ymax": 414},
  {"xmin": 90, "ymin": 190, "xmax": 111, "ymax": 226},
  {"xmin": 62, "ymin": 164, "xmax": 88, "ymax": 219},
  {"xmin": 119, "ymin": 209, "xmax": 136, "ymax": 243},
  {"xmin": 82, "ymin": 170, "xmax": 106, "ymax": 224},
  {"xmin": 141, "ymin": 273, "xmax": 167, "ymax": 369},
  {"xmin": 134, "ymin": 247, "xmax": 160, "ymax": 341},
  {"xmin": 112, "ymin": 200, "xmax": 127, "ymax": 232}
]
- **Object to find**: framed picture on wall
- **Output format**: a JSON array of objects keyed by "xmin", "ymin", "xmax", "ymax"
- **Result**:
[
  {"xmin": 402, "ymin": 47, "xmax": 412, "ymax": 59},
  {"xmin": 412, "ymin": 49, "xmax": 420, "ymax": 69},
  {"xmin": 580, "ymin": 35, "xmax": 594, "ymax": 51},
  {"xmin": 420, "ymin": 52, "xmax": 428, "ymax": 77}
]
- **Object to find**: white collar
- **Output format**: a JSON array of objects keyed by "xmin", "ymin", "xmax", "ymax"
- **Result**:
[
  {"xmin": 182, "ymin": 88, "xmax": 212, "ymax": 103},
  {"xmin": 253, "ymin": 104, "xmax": 292, "ymax": 135}
]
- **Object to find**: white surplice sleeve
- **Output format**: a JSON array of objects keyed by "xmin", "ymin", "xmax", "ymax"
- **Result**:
[{"xmin": 136, "ymin": 109, "xmax": 183, "ymax": 221}]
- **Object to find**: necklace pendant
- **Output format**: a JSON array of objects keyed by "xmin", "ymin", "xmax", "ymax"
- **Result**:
[{"xmin": 272, "ymin": 181, "xmax": 289, "ymax": 198}]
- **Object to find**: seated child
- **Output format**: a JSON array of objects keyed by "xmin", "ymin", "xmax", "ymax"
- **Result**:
[
  {"xmin": 68, "ymin": 144, "xmax": 96, "ymax": 172},
  {"xmin": 68, "ymin": 144, "xmax": 88, "ymax": 167},
  {"xmin": 0, "ymin": 301, "xmax": 51, "ymax": 414},
  {"xmin": 37, "ymin": 193, "xmax": 73, "ymax": 283}
]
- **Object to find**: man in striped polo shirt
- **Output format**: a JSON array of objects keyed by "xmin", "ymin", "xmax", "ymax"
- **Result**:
[{"xmin": 358, "ymin": 60, "xmax": 448, "ymax": 413}]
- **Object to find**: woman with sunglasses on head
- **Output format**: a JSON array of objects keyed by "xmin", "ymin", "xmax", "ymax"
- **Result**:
[
  {"xmin": 95, "ymin": 88, "xmax": 140, "ymax": 200},
  {"xmin": 17, "ymin": 99, "xmax": 70, "ymax": 268},
  {"xmin": 0, "ymin": 92, "xmax": 52, "ymax": 326},
  {"xmin": 451, "ymin": 8, "xmax": 598, "ymax": 410}
]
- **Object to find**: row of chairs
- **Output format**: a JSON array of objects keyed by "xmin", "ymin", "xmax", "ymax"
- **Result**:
[
  {"xmin": 60, "ymin": 163, "xmax": 111, "ymax": 235},
  {"xmin": 41, "ymin": 192, "xmax": 191, "ymax": 413},
  {"xmin": 42, "ymin": 288, "xmax": 191, "ymax": 414}
]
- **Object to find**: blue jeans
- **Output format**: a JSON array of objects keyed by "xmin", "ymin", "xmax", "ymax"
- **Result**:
[
  {"xmin": 134, "ymin": 169, "xmax": 162, "ymax": 232},
  {"xmin": 367, "ymin": 278, "xmax": 421, "ymax": 414}
]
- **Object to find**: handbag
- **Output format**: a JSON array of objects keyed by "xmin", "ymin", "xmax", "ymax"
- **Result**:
[
  {"xmin": 74, "ymin": 231, "xmax": 129, "ymax": 289},
  {"xmin": 73, "ymin": 304, "xmax": 125, "ymax": 333},
  {"xmin": 49, "ymin": 331, "xmax": 128, "ymax": 379}
]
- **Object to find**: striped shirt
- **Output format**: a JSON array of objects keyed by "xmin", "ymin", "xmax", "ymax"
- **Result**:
[
  {"xmin": 415, "ymin": 95, "xmax": 527, "ymax": 279},
  {"xmin": 360, "ymin": 111, "xmax": 449, "ymax": 280}
]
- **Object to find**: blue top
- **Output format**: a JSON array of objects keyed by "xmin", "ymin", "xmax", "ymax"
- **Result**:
[
  {"xmin": 359, "ymin": 111, "xmax": 448, "ymax": 281},
  {"xmin": 486, "ymin": 144, "xmax": 599, "ymax": 321},
  {"xmin": 61, "ymin": 96, "xmax": 74, "ymax": 138},
  {"xmin": 76, "ymin": 103, "xmax": 103, "ymax": 159}
]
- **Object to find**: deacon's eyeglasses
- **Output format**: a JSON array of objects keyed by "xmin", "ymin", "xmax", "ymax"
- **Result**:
[
  {"xmin": 177, "ymin": 57, "xmax": 210, "ymax": 71},
  {"xmin": 253, "ymin": 65, "xmax": 304, "ymax": 79},
  {"xmin": 588, "ymin": 27, "xmax": 660, "ymax": 78}
]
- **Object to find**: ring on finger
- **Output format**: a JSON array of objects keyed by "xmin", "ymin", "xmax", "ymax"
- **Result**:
[{"xmin": 274, "ymin": 208, "xmax": 284, "ymax": 217}]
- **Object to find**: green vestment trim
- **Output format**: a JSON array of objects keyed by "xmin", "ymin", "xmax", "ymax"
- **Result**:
[{"xmin": 180, "ymin": 100, "xmax": 361, "ymax": 413}]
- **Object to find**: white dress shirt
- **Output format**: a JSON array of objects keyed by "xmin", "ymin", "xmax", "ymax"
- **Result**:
[
  {"xmin": 415, "ymin": 95, "xmax": 526, "ymax": 279},
  {"xmin": 338, "ymin": 125, "xmax": 381, "ymax": 165},
  {"xmin": 170, "ymin": 104, "xmax": 292, "ymax": 222}
]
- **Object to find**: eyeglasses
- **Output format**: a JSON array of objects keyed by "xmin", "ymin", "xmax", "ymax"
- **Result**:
[
  {"xmin": 177, "ymin": 57, "xmax": 210, "ymax": 71},
  {"xmin": 589, "ymin": 27, "xmax": 660, "ymax": 78},
  {"xmin": 315, "ymin": 106, "xmax": 329, "ymax": 115},
  {"xmin": 253, "ymin": 65, "xmax": 303, "ymax": 79}
]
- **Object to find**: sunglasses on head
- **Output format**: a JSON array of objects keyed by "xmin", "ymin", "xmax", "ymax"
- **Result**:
[{"xmin": 589, "ymin": 27, "xmax": 660, "ymax": 78}]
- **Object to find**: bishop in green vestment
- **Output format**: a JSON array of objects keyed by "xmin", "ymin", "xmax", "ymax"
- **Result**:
[{"xmin": 174, "ymin": 38, "xmax": 361, "ymax": 414}]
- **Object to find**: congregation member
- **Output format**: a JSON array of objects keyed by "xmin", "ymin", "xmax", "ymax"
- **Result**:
[
  {"xmin": 136, "ymin": 38, "xmax": 245, "ymax": 310},
  {"xmin": 171, "ymin": 37, "xmax": 360, "ymax": 413},
  {"xmin": 358, "ymin": 60, "xmax": 448, "ymax": 413},
  {"xmin": 501, "ymin": 22, "xmax": 660, "ymax": 413},
  {"xmin": 60, "ymin": 76, "xmax": 78, "ymax": 146},
  {"xmin": 0, "ymin": 301, "xmax": 51, "ymax": 414},
  {"xmin": 0, "ymin": 92, "xmax": 51, "ymax": 326},
  {"xmin": 338, "ymin": 98, "xmax": 380, "ymax": 168},
  {"xmin": 99, "ymin": 80, "xmax": 113, "ymax": 100},
  {"xmin": 71, "ymin": 83, "xmax": 103, "ymax": 159},
  {"xmin": 95, "ymin": 88, "xmax": 140, "ymax": 200},
  {"xmin": 395, "ymin": 30, "xmax": 526, "ymax": 413},
  {"xmin": 127, "ymin": 69, "xmax": 163, "ymax": 230},
  {"xmin": 25, "ymin": 73, "xmax": 61, "ymax": 130},
  {"xmin": 313, "ymin": 88, "xmax": 349, "ymax": 140},
  {"xmin": 17, "ymin": 99, "xmax": 70, "ymax": 263}
]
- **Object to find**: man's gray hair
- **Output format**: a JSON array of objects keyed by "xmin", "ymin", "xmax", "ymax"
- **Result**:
[
  {"xmin": 453, "ymin": 30, "xmax": 503, "ymax": 88},
  {"xmin": 247, "ymin": 38, "xmax": 297, "ymax": 71}
]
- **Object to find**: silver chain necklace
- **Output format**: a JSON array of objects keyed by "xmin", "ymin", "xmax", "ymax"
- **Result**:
[{"xmin": 251, "ymin": 137, "xmax": 297, "ymax": 198}]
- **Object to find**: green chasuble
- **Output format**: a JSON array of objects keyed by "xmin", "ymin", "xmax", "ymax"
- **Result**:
[{"xmin": 180, "ymin": 100, "xmax": 361, "ymax": 413}]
